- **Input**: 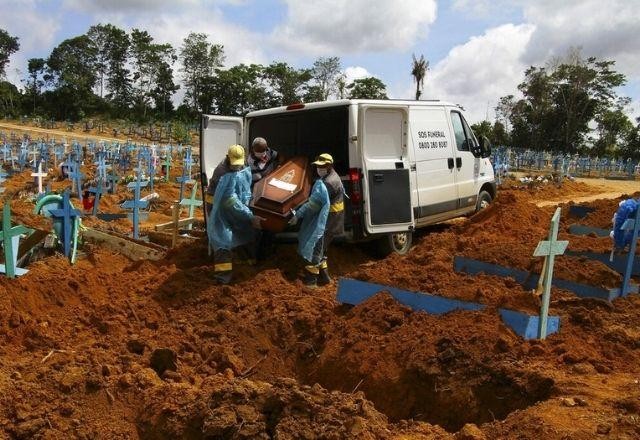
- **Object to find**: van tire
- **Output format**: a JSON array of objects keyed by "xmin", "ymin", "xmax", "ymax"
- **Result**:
[
  {"xmin": 375, "ymin": 231, "xmax": 413, "ymax": 257},
  {"xmin": 476, "ymin": 190, "xmax": 493, "ymax": 212}
]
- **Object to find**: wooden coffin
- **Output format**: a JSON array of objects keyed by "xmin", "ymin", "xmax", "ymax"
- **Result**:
[{"xmin": 250, "ymin": 156, "xmax": 312, "ymax": 232}]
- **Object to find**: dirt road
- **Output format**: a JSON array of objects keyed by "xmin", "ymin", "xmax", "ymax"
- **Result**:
[{"xmin": 0, "ymin": 121, "xmax": 124, "ymax": 143}]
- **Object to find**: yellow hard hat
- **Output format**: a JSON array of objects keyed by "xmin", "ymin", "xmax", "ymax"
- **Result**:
[
  {"xmin": 227, "ymin": 144, "xmax": 245, "ymax": 166},
  {"xmin": 312, "ymin": 153, "xmax": 333, "ymax": 166}
]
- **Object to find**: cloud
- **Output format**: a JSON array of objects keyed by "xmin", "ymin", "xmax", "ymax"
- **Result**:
[
  {"xmin": 272, "ymin": 0, "xmax": 437, "ymax": 55},
  {"xmin": 522, "ymin": 0, "xmax": 640, "ymax": 79},
  {"xmin": 344, "ymin": 66, "xmax": 371, "ymax": 84},
  {"xmin": 63, "ymin": 0, "xmax": 203, "ymax": 12},
  {"xmin": 420, "ymin": 23, "xmax": 535, "ymax": 122},
  {"xmin": 2, "ymin": 0, "xmax": 62, "ymax": 85}
]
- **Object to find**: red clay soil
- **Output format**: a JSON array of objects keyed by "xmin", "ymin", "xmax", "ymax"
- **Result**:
[{"xmin": 0, "ymin": 173, "xmax": 639, "ymax": 438}]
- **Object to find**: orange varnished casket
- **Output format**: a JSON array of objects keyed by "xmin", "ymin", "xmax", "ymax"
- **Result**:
[{"xmin": 250, "ymin": 156, "xmax": 312, "ymax": 232}]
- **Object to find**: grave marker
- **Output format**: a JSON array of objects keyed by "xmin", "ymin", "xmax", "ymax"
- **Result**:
[
  {"xmin": 0, "ymin": 203, "xmax": 33, "ymax": 278},
  {"xmin": 123, "ymin": 168, "xmax": 149, "ymax": 239},
  {"xmin": 532, "ymin": 208, "xmax": 568, "ymax": 338},
  {"xmin": 49, "ymin": 191, "xmax": 81, "ymax": 259}
]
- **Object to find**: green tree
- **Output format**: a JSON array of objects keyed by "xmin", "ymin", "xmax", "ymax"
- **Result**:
[
  {"xmin": 180, "ymin": 33, "xmax": 224, "ymax": 113},
  {"xmin": 209, "ymin": 64, "xmax": 270, "ymax": 115},
  {"xmin": 130, "ymin": 29, "xmax": 176, "ymax": 120},
  {"xmin": 0, "ymin": 28, "xmax": 19, "ymax": 79},
  {"xmin": 491, "ymin": 120, "xmax": 510, "ymax": 146},
  {"xmin": 47, "ymin": 35, "xmax": 98, "ymax": 119},
  {"xmin": 593, "ymin": 99, "xmax": 635, "ymax": 157},
  {"xmin": 0, "ymin": 80, "xmax": 20, "ymax": 117},
  {"xmin": 310, "ymin": 56, "xmax": 341, "ymax": 100},
  {"xmin": 103, "ymin": 25, "xmax": 131, "ymax": 112},
  {"xmin": 411, "ymin": 53, "xmax": 428, "ymax": 100},
  {"xmin": 346, "ymin": 77, "xmax": 388, "ymax": 99},
  {"xmin": 26, "ymin": 57, "xmax": 46, "ymax": 114},
  {"xmin": 503, "ymin": 53, "xmax": 627, "ymax": 153},
  {"xmin": 263, "ymin": 61, "xmax": 312, "ymax": 106},
  {"xmin": 470, "ymin": 120, "xmax": 492, "ymax": 140}
]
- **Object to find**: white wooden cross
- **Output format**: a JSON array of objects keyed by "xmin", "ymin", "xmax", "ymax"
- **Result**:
[
  {"xmin": 533, "ymin": 207, "xmax": 569, "ymax": 339},
  {"xmin": 31, "ymin": 161, "xmax": 48, "ymax": 194}
]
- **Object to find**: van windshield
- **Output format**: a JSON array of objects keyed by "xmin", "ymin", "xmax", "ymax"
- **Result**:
[{"xmin": 247, "ymin": 106, "xmax": 349, "ymax": 175}]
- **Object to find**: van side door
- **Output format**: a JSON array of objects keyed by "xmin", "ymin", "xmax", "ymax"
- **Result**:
[
  {"xmin": 410, "ymin": 107, "xmax": 459, "ymax": 219},
  {"xmin": 358, "ymin": 104, "xmax": 414, "ymax": 235},
  {"xmin": 449, "ymin": 110, "xmax": 480, "ymax": 210}
]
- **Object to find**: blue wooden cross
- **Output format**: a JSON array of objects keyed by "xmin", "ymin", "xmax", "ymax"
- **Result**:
[
  {"xmin": 1, "ymin": 143, "xmax": 11, "ymax": 163},
  {"xmin": 106, "ymin": 170, "xmax": 120, "ymax": 194},
  {"xmin": 68, "ymin": 161, "xmax": 85, "ymax": 203},
  {"xmin": 119, "ymin": 153, "xmax": 131, "ymax": 172},
  {"xmin": 176, "ymin": 148, "xmax": 195, "ymax": 201},
  {"xmin": 164, "ymin": 146, "xmax": 172, "ymax": 182},
  {"xmin": 620, "ymin": 203, "xmax": 640, "ymax": 297},
  {"xmin": 29, "ymin": 144, "xmax": 39, "ymax": 168},
  {"xmin": 49, "ymin": 191, "xmax": 81, "ymax": 259},
  {"xmin": 95, "ymin": 154, "xmax": 108, "ymax": 181},
  {"xmin": 88, "ymin": 178, "xmax": 104, "ymax": 216},
  {"xmin": 17, "ymin": 147, "xmax": 27, "ymax": 171},
  {"xmin": 123, "ymin": 168, "xmax": 149, "ymax": 239},
  {"xmin": 180, "ymin": 182, "xmax": 203, "ymax": 230},
  {"xmin": 0, "ymin": 202, "xmax": 33, "ymax": 278}
]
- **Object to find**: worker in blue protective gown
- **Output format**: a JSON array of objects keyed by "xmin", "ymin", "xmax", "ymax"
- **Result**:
[
  {"xmin": 612, "ymin": 198, "xmax": 639, "ymax": 251},
  {"xmin": 289, "ymin": 153, "xmax": 344, "ymax": 286},
  {"xmin": 207, "ymin": 145, "xmax": 263, "ymax": 284}
]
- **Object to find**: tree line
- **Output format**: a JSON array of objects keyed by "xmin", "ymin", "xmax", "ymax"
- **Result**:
[
  {"xmin": 471, "ymin": 49, "xmax": 640, "ymax": 159},
  {"xmin": 0, "ymin": 26, "xmax": 389, "ymax": 122}
]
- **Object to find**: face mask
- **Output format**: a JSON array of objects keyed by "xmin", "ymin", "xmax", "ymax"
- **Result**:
[
  {"xmin": 254, "ymin": 151, "xmax": 267, "ymax": 159},
  {"xmin": 317, "ymin": 167, "xmax": 328, "ymax": 177}
]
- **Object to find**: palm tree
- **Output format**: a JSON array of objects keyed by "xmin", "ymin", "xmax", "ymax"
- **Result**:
[{"xmin": 411, "ymin": 54, "xmax": 429, "ymax": 100}]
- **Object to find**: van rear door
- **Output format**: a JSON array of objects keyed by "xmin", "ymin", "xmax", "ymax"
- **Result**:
[
  {"xmin": 200, "ymin": 114, "xmax": 244, "ymax": 185},
  {"xmin": 359, "ymin": 104, "xmax": 414, "ymax": 234}
]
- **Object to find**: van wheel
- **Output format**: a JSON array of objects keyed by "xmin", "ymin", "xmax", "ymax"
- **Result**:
[
  {"xmin": 375, "ymin": 231, "xmax": 413, "ymax": 257},
  {"xmin": 476, "ymin": 190, "xmax": 492, "ymax": 212}
]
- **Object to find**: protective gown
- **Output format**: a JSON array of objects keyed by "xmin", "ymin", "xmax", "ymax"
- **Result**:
[
  {"xmin": 296, "ymin": 178, "xmax": 330, "ymax": 262},
  {"xmin": 613, "ymin": 198, "xmax": 639, "ymax": 249},
  {"xmin": 207, "ymin": 167, "xmax": 255, "ymax": 251}
]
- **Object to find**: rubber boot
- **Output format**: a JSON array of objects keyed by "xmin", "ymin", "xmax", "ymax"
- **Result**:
[
  {"xmin": 318, "ymin": 267, "xmax": 332, "ymax": 286},
  {"xmin": 303, "ymin": 266, "xmax": 318, "ymax": 287}
]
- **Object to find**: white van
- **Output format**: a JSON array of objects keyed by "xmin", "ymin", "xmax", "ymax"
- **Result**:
[{"xmin": 200, "ymin": 99, "xmax": 496, "ymax": 255}]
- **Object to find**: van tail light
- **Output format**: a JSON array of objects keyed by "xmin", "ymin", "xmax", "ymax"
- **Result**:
[
  {"xmin": 286, "ymin": 103, "xmax": 305, "ymax": 110},
  {"xmin": 348, "ymin": 168, "xmax": 362, "ymax": 204}
]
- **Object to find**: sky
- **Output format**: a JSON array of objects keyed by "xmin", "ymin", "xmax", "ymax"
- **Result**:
[{"xmin": 2, "ymin": 0, "xmax": 640, "ymax": 123}]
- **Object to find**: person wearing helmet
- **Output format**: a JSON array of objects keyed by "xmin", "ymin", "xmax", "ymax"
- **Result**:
[
  {"xmin": 290, "ymin": 153, "xmax": 344, "ymax": 286},
  {"xmin": 207, "ymin": 145, "xmax": 263, "ymax": 284}
]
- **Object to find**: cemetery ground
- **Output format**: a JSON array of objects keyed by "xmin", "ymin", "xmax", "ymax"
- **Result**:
[{"xmin": 0, "ymin": 129, "xmax": 639, "ymax": 438}]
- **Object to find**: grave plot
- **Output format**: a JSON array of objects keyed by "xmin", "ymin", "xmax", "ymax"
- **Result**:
[{"xmin": 0, "ymin": 132, "xmax": 638, "ymax": 438}]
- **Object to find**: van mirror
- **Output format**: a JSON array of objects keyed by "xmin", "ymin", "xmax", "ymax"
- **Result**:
[{"xmin": 479, "ymin": 136, "xmax": 491, "ymax": 158}]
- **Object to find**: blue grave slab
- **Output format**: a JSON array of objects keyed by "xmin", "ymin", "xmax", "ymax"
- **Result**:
[
  {"xmin": 565, "ymin": 251, "xmax": 640, "ymax": 276},
  {"xmin": 568, "ymin": 224, "xmax": 610, "ymax": 238},
  {"xmin": 499, "ymin": 309, "xmax": 560, "ymax": 340},
  {"xmin": 337, "ymin": 278, "xmax": 484, "ymax": 315},
  {"xmin": 336, "ymin": 278, "xmax": 561, "ymax": 339},
  {"xmin": 454, "ymin": 256, "xmax": 618, "ymax": 301}
]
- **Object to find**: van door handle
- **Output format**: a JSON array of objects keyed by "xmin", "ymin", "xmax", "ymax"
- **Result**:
[
  {"xmin": 410, "ymin": 164, "xmax": 416, "ymax": 171},
  {"xmin": 456, "ymin": 157, "xmax": 462, "ymax": 168},
  {"xmin": 373, "ymin": 173, "xmax": 384, "ymax": 182},
  {"xmin": 447, "ymin": 158, "xmax": 454, "ymax": 169}
]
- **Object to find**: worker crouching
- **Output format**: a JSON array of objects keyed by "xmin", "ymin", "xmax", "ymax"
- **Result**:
[
  {"xmin": 290, "ymin": 153, "xmax": 344, "ymax": 286},
  {"xmin": 207, "ymin": 145, "xmax": 262, "ymax": 284}
]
